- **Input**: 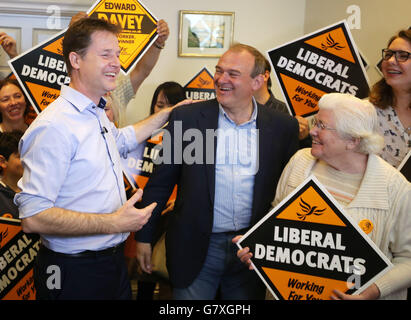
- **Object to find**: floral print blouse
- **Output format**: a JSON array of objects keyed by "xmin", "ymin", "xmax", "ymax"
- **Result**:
[{"xmin": 376, "ymin": 106, "xmax": 411, "ymax": 168}]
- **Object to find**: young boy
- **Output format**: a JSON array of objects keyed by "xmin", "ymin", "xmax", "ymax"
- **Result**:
[{"xmin": 0, "ymin": 131, "xmax": 23, "ymax": 219}]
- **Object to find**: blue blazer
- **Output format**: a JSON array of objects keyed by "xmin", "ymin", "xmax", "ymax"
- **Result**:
[{"xmin": 136, "ymin": 99, "xmax": 299, "ymax": 288}]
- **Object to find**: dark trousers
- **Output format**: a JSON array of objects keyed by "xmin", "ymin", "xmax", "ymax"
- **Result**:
[{"xmin": 34, "ymin": 245, "xmax": 131, "ymax": 300}]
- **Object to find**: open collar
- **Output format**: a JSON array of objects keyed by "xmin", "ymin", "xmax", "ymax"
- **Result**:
[{"xmin": 59, "ymin": 85, "xmax": 106, "ymax": 113}]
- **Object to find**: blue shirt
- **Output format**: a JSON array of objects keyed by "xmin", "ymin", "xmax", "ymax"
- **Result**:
[
  {"xmin": 212, "ymin": 100, "xmax": 259, "ymax": 233},
  {"xmin": 15, "ymin": 85, "xmax": 138, "ymax": 254}
]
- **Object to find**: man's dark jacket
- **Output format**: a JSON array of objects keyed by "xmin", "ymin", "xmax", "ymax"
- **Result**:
[{"xmin": 135, "ymin": 99, "xmax": 299, "ymax": 288}]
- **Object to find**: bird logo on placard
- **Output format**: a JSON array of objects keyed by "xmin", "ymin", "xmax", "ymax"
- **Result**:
[
  {"xmin": 321, "ymin": 33, "xmax": 345, "ymax": 51},
  {"xmin": 0, "ymin": 228, "xmax": 9, "ymax": 248},
  {"xmin": 297, "ymin": 198, "xmax": 326, "ymax": 220},
  {"xmin": 198, "ymin": 77, "xmax": 211, "ymax": 88}
]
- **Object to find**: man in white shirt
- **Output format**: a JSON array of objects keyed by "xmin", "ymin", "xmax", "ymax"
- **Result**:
[{"xmin": 15, "ymin": 18, "xmax": 172, "ymax": 300}]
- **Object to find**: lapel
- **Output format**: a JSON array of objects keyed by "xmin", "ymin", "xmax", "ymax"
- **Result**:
[
  {"xmin": 197, "ymin": 99, "xmax": 219, "ymax": 205},
  {"xmin": 251, "ymin": 105, "xmax": 274, "ymax": 219}
]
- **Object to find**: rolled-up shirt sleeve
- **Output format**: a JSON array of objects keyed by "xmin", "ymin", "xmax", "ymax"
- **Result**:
[
  {"xmin": 15, "ymin": 120, "xmax": 72, "ymax": 219},
  {"xmin": 110, "ymin": 122, "xmax": 139, "ymax": 159}
]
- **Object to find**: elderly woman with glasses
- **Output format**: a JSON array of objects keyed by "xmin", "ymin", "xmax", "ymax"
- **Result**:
[
  {"xmin": 369, "ymin": 28, "xmax": 411, "ymax": 168},
  {"xmin": 235, "ymin": 92, "xmax": 411, "ymax": 300}
]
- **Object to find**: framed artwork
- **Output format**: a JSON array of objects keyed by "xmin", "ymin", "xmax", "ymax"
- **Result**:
[
  {"xmin": 179, "ymin": 10, "xmax": 234, "ymax": 57},
  {"xmin": 0, "ymin": 27, "xmax": 21, "ymax": 67}
]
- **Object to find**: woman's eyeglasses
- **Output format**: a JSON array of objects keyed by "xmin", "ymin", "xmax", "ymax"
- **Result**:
[
  {"xmin": 382, "ymin": 49, "xmax": 411, "ymax": 62},
  {"xmin": 312, "ymin": 117, "xmax": 336, "ymax": 131}
]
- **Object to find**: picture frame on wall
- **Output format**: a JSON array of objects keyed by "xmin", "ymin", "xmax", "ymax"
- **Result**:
[{"xmin": 178, "ymin": 10, "xmax": 234, "ymax": 57}]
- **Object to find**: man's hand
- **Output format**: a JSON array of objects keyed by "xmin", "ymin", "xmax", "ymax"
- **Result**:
[
  {"xmin": 173, "ymin": 99, "xmax": 196, "ymax": 109},
  {"xmin": 232, "ymin": 235, "xmax": 254, "ymax": 270},
  {"xmin": 295, "ymin": 116, "xmax": 310, "ymax": 140},
  {"xmin": 0, "ymin": 32, "xmax": 18, "ymax": 59},
  {"xmin": 111, "ymin": 189, "xmax": 156, "ymax": 233},
  {"xmin": 136, "ymin": 242, "xmax": 153, "ymax": 274}
]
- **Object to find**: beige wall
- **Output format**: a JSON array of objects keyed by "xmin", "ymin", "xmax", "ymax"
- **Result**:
[{"xmin": 304, "ymin": 0, "xmax": 411, "ymax": 88}]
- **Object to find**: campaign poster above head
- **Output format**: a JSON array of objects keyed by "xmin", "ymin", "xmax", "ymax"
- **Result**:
[
  {"xmin": 0, "ymin": 217, "xmax": 40, "ymax": 300},
  {"xmin": 267, "ymin": 21, "xmax": 369, "ymax": 118},
  {"xmin": 183, "ymin": 67, "xmax": 216, "ymax": 101},
  {"xmin": 8, "ymin": 30, "xmax": 69, "ymax": 114},
  {"xmin": 88, "ymin": 0, "xmax": 159, "ymax": 74},
  {"xmin": 237, "ymin": 176, "xmax": 392, "ymax": 300},
  {"xmin": 8, "ymin": 0, "xmax": 158, "ymax": 114}
]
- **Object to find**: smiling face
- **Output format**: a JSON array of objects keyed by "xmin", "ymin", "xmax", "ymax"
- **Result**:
[
  {"xmin": 214, "ymin": 49, "xmax": 262, "ymax": 111},
  {"xmin": 5, "ymin": 152, "xmax": 23, "ymax": 180},
  {"xmin": 382, "ymin": 37, "xmax": 411, "ymax": 91},
  {"xmin": 70, "ymin": 30, "xmax": 121, "ymax": 104},
  {"xmin": 310, "ymin": 109, "xmax": 351, "ymax": 164},
  {"xmin": 0, "ymin": 83, "xmax": 26, "ymax": 123}
]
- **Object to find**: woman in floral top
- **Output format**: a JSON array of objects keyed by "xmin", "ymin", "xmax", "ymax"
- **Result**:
[{"xmin": 369, "ymin": 29, "xmax": 411, "ymax": 168}]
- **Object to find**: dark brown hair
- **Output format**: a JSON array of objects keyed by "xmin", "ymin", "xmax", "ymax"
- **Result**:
[
  {"xmin": 369, "ymin": 29, "xmax": 411, "ymax": 109},
  {"xmin": 63, "ymin": 18, "xmax": 121, "ymax": 75},
  {"xmin": 0, "ymin": 130, "xmax": 23, "ymax": 174},
  {"xmin": 149, "ymin": 82, "xmax": 185, "ymax": 115}
]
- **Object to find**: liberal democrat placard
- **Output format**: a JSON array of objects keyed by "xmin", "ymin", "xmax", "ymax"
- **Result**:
[
  {"xmin": 8, "ymin": 30, "xmax": 69, "ymax": 114},
  {"xmin": 9, "ymin": 0, "xmax": 159, "ymax": 114},
  {"xmin": 0, "ymin": 217, "xmax": 40, "ymax": 300},
  {"xmin": 184, "ymin": 67, "xmax": 216, "ymax": 101},
  {"xmin": 267, "ymin": 20, "xmax": 369, "ymax": 117},
  {"xmin": 237, "ymin": 176, "xmax": 392, "ymax": 300},
  {"xmin": 88, "ymin": 0, "xmax": 159, "ymax": 74}
]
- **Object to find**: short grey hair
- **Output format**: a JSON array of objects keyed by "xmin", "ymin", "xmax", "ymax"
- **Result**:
[{"xmin": 318, "ymin": 93, "xmax": 384, "ymax": 155}]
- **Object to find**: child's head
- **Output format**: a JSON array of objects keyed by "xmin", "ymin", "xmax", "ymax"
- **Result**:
[{"xmin": 0, "ymin": 131, "xmax": 24, "ymax": 178}]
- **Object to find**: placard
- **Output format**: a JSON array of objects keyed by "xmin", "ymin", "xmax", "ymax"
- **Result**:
[
  {"xmin": 120, "ymin": 129, "xmax": 177, "ymax": 202},
  {"xmin": 88, "ymin": 0, "xmax": 158, "ymax": 74},
  {"xmin": 0, "ymin": 217, "xmax": 40, "ymax": 300},
  {"xmin": 183, "ymin": 67, "xmax": 215, "ymax": 100},
  {"xmin": 8, "ymin": 0, "xmax": 159, "ymax": 113},
  {"xmin": 8, "ymin": 30, "xmax": 68, "ymax": 114},
  {"xmin": 267, "ymin": 20, "xmax": 369, "ymax": 117},
  {"xmin": 237, "ymin": 176, "xmax": 392, "ymax": 300}
]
